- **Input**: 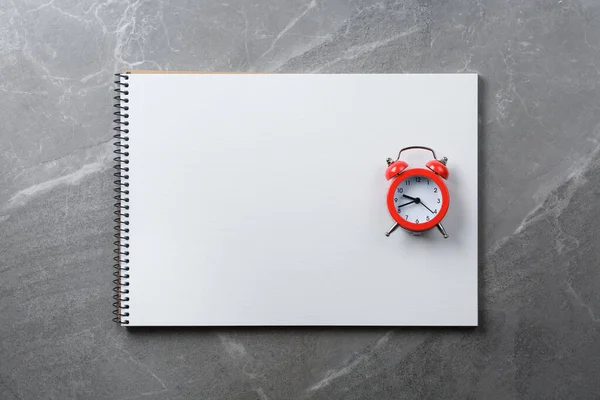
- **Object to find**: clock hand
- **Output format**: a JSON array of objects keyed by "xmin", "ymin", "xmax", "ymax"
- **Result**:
[
  {"xmin": 402, "ymin": 194, "xmax": 435, "ymax": 213},
  {"xmin": 419, "ymin": 201, "xmax": 435, "ymax": 214},
  {"xmin": 396, "ymin": 200, "xmax": 416, "ymax": 208}
]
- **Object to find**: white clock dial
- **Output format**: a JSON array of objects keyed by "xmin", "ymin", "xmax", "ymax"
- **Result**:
[{"xmin": 392, "ymin": 175, "xmax": 443, "ymax": 225}]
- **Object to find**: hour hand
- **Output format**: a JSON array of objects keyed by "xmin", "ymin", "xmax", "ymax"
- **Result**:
[{"xmin": 402, "ymin": 194, "xmax": 417, "ymax": 201}]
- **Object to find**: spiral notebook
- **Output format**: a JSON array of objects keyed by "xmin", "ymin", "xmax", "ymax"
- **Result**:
[{"xmin": 113, "ymin": 72, "xmax": 478, "ymax": 326}]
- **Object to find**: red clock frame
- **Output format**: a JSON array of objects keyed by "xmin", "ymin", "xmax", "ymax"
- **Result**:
[{"xmin": 386, "ymin": 167, "xmax": 450, "ymax": 232}]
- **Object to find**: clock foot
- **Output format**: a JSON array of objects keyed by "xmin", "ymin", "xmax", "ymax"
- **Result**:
[
  {"xmin": 436, "ymin": 223, "xmax": 449, "ymax": 239},
  {"xmin": 385, "ymin": 223, "xmax": 400, "ymax": 237}
]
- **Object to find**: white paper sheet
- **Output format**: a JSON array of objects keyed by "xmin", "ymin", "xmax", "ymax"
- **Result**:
[{"xmin": 123, "ymin": 73, "xmax": 478, "ymax": 326}]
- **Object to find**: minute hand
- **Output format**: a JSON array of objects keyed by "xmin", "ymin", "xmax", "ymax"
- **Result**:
[{"xmin": 419, "ymin": 201, "xmax": 435, "ymax": 214}]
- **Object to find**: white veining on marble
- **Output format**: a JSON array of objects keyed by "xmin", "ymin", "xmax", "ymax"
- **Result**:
[
  {"xmin": 307, "ymin": 331, "xmax": 392, "ymax": 392},
  {"xmin": 259, "ymin": 0, "xmax": 317, "ymax": 60},
  {"xmin": 255, "ymin": 387, "xmax": 271, "ymax": 400},
  {"xmin": 488, "ymin": 140, "xmax": 600, "ymax": 257},
  {"xmin": 3, "ymin": 143, "xmax": 112, "ymax": 210},
  {"xmin": 117, "ymin": 348, "xmax": 169, "ymax": 399},
  {"xmin": 217, "ymin": 333, "xmax": 265, "ymax": 386},
  {"xmin": 310, "ymin": 26, "xmax": 423, "ymax": 73},
  {"xmin": 565, "ymin": 281, "xmax": 599, "ymax": 323},
  {"xmin": 218, "ymin": 334, "xmax": 248, "ymax": 359}
]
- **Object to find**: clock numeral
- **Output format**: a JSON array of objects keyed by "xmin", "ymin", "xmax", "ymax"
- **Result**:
[
  {"xmin": 437, "ymin": 198, "xmax": 440, "ymax": 203},
  {"xmin": 394, "ymin": 198, "xmax": 398, "ymax": 202},
  {"xmin": 415, "ymin": 219, "xmax": 419, "ymax": 224},
  {"xmin": 416, "ymin": 177, "xmax": 421, "ymax": 182},
  {"xmin": 434, "ymin": 209, "xmax": 438, "ymax": 214},
  {"xmin": 427, "ymin": 179, "xmax": 430, "ymax": 185},
  {"xmin": 397, "ymin": 206, "xmax": 402, "ymax": 211},
  {"xmin": 426, "ymin": 216, "xmax": 430, "ymax": 221},
  {"xmin": 434, "ymin": 187, "xmax": 438, "ymax": 193},
  {"xmin": 397, "ymin": 187, "xmax": 404, "ymax": 193},
  {"xmin": 405, "ymin": 180, "xmax": 410, "ymax": 186},
  {"xmin": 405, "ymin": 215, "xmax": 409, "ymax": 220}
]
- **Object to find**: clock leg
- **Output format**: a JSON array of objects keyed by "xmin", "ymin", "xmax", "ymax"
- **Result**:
[
  {"xmin": 436, "ymin": 223, "xmax": 449, "ymax": 239},
  {"xmin": 385, "ymin": 223, "xmax": 400, "ymax": 237}
]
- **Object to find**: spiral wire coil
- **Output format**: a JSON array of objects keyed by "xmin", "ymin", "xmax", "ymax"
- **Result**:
[{"xmin": 113, "ymin": 73, "xmax": 131, "ymax": 324}]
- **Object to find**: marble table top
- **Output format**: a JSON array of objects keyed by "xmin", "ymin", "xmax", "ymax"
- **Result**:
[{"xmin": 2, "ymin": 0, "xmax": 600, "ymax": 398}]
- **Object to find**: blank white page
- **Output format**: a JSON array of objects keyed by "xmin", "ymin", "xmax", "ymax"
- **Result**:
[{"xmin": 123, "ymin": 73, "xmax": 478, "ymax": 326}]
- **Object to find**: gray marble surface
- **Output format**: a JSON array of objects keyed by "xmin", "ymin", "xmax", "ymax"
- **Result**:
[{"xmin": 2, "ymin": 0, "xmax": 600, "ymax": 398}]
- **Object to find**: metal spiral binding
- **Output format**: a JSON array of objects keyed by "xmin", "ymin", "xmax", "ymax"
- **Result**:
[{"xmin": 113, "ymin": 72, "xmax": 131, "ymax": 324}]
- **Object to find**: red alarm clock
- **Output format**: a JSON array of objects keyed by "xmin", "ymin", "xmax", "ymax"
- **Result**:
[{"xmin": 384, "ymin": 146, "xmax": 450, "ymax": 238}]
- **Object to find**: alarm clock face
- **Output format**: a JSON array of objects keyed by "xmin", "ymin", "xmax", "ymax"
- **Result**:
[
  {"xmin": 386, "ymin": 165, "xmax": 450, "ymax": 234},
  {"xmin": 392, "ymin": 175, "xmax": 443, "ymax": 225}
]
